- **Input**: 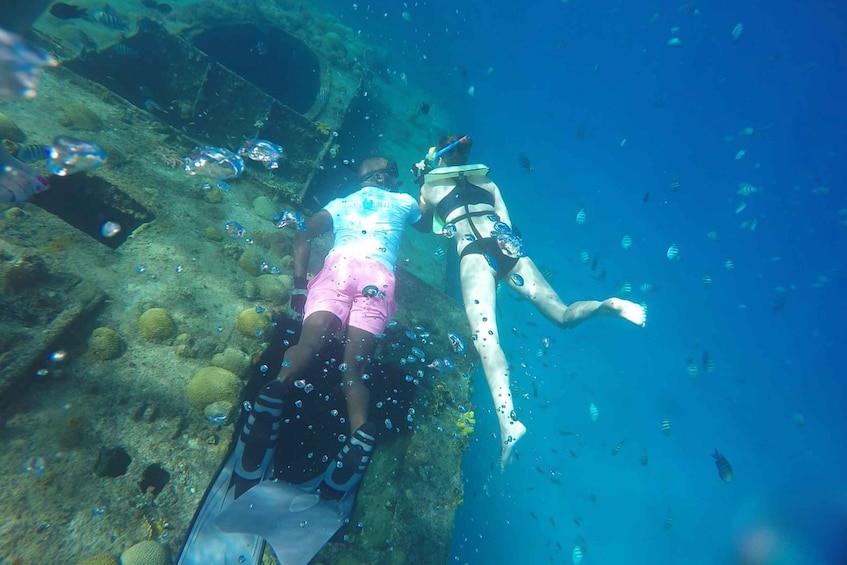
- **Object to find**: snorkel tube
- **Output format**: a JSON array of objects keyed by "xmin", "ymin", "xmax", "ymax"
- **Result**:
[
  {"xmin": 428, "ymin": 135, "xmax": 470, "ymax": 166},
  {"xmin": 411, "ymin": 135, "xmax": 471, "ymax": 187}
]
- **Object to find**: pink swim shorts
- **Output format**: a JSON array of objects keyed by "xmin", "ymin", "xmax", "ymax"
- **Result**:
[{"xmin": 303, "ymin": 252, "xmax": 397, "ymax": 335}]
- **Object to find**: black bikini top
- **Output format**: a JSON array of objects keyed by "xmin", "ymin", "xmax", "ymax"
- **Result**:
[{"xmin": 436, "ymin": 176, "xmax": 495, "ymax": 222}]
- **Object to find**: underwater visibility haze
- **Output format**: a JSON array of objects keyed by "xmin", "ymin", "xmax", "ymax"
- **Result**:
[{"xmin": 0, "ymin": 0, "xmax": 844, "ymax": 564}]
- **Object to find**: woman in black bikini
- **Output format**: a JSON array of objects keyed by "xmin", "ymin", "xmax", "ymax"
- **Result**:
[{"xmin": 418, "ymin": 135, "xmax": 647, "ymax": 468}]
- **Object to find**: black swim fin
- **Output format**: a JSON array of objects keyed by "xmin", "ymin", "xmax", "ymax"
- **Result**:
[
  {"xmin": 214, "ymin": 422, "xmax": 376, "ymax": 565},
  {"xmin": 176, "ymin": 447, "xmax": 268, "ymax": 565},
  {"xmin": 215, "ymin": 476, "xmax": 357, "ymax": 565},
  {"xmin": 177, "ymin": 381, "xmax": 284, "ymax": 565}
]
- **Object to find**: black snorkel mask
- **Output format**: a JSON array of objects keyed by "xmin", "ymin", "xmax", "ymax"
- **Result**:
[{"xmin": 360, "ymin": 160, "xmax": 402, "ymax": 190}]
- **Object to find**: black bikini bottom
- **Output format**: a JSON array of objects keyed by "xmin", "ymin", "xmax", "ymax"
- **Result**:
[{"xmin": 459, "ymin": 237, "xmax": 519, "ymax": 280}]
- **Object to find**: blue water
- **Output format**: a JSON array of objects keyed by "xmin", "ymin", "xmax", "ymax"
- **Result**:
[{"xmin": 337, "ymin": 0, "xmax": 847, "ymax": 563}]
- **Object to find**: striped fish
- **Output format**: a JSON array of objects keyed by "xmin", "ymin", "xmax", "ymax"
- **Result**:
[
  {"xmin": 13, "ymin": 143, "xmax": 50, "ymax": 163},
  {"xmin": 711, "ymin": 449, "xmax": 733, "ymax": 482},
  {"xmin": 112, "ymin": 42, "xmax": 138, "ymax": 57},
  {"xmin": 91, "ymin": 9, "xmax": 130, "ymax": 32},
  {"xmin": 610, "ymin": 438, "xmax": 625, "ymax": 456},
  {"xmin": 0, "ymin": 147, "xmax": 49, "ymax": 203}
]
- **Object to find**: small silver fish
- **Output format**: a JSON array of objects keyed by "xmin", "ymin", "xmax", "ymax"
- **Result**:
[
  {"xmin": 112, "ymin": 42, "xmax": 138, "ymax": 57},
  {"xmin": 610, "ymin": 439, "xmax": 625, "ymax": 456},
  {"xmin": 667, "ymin": 243, "xmax": 680, "ymax": 261},
  {"xmin": 91, "ymin": 9, "xmax": 130, "ymax": 32},
  {"xmin": 731, "ymin": 23, "xmax": 743, "ymax": 42},
  {"xmin": 143, "ymin": 97, "xmax": 167, "ymax": 113},
  {"xmin": 737, "ymin": 182, "xmax": 758, "ymax": 196},
  {"xmin": 575, "ymin": 208, "xmax": 586, "ymax": 225}
]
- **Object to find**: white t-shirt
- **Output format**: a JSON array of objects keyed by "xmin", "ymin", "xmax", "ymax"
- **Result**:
[{"xmin": 323, "ymin": 186, "xmax": 422, "ymax": 271}]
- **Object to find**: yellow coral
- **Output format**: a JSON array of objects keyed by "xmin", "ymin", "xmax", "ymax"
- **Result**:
[
  {"xmin": 138, "ymin": 308, "xmax": 176, "ymax": 342},
  {"xmin": 88, "ymin": 327, "xmax": 123, "ymax": 360},
  {"xmin": 236, "ymin": 308, "xmax": 271, "ymax": 338},
  {"xmin": 185, "ymin": 366, "xmax": 242, "ymax": 411},
  {"xmin": 315, "ymin": 121, "xmax": 331, "ymax": 135},
  {"xmin": 119, "ymin": 540, "xmax": 169, "ymax": 565},
  {"xmin": 203, "ymin": 226, "xmax": 223, "ymax": 241},
  {"xmin": 455, "ymin": 410, "xmax": 475, "ymax": 437}
]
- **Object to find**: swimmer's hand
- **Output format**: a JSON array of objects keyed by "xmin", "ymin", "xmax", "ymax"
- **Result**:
[{"xmin": 288, "ymin": 284, "xmax": 307, "ymax": 322}]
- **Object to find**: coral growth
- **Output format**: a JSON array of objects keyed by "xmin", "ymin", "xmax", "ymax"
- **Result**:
[
  {"xmin": 455, "ymin": 410, "xmax": 475, "ymax": 437},
  {"xmin": 252, "ymin": 196, "xmax": 276, "ymax": 220},
  {"xmin": 138, "ymin": 308, "xmax": 176, "ymax": 342},
  {"xmin": 88, "ymin": 327, "xmax": 123, "ymax": 360},
  {"xmin": 185, "ymin": 366, "xmax": 242, "ymax": 411},
  {"xmin": 58, "ymin": 103, "xmax": 103, "ymax": 131},
  {"xmin": 211, "ymin": 347, "xmax": 250, "ymax": 377},
  {"xmin": 255, "ymin": 274, "xmax": 292, "ymax": 303},
  {"xmin": 203, "ymin": 226, "xmax": 223, "ymax": 242},
  {"xmin": 236, "ymin": 308, "xmax": 271, "ymax": 338},
  {"xmin": 237, "ymin": 249, "xmax": 265, "ymax": 276},
  {"xmin": 119, "ymin": 540, "xmax": 169, "ymax": 565}
]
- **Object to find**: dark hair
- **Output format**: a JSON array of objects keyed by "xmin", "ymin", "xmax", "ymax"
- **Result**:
[
  {"xmin": 357, "ymin": 156, "xmax": 390, "ymax": 178},
  {"xmin": 435, "ymin": 135, "xmax": 472, "ymax": 166},
  {"xmin": 356, "ymin": 156, "xmax": 400, "ymax": 190}
]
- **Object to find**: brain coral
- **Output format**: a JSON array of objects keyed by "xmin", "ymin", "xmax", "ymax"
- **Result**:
[
  {"xmin": 88, "ymin": 327, "xmax": 123, "ymax": 360},
  {"xmin": 138, "ymin": 308, "xmax": 176, "ymax": 342},
  {"xmin": 185, "ymin": 366, "xmax": 242, "ymax": 411},
  {"xmin": 119, "ymin": 540, "xmax": 169, "ymax": 565},
  {"xmin": 211, "ymin": 347, "xmax": 250, "ymax": 377},
  {"xmin": 255, "ymin": 274, "xmax": 290, "ymax": 303},
  {"xmin": 236, "ymin": 308, "xmax": 271, "ymax": 338}
]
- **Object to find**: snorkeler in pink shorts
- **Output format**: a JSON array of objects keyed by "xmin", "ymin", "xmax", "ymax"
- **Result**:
[
  {"xmin": 302, "ymin": 253, "xmax": 397, "ymax": 336},
  {"xmin": 231, "ymin": 155, "xmax": 426, "ymax": 502}
]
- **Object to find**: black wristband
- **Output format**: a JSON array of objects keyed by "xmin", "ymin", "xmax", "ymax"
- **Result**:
[{"xmin": 294, "ymin": 276, "xmax": 307, "ymax": 288}]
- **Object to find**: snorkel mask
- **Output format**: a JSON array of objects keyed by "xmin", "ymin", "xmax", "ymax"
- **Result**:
[{"xmin": 360, "ymin": 160, "xmax": 402, "ymax": 190}]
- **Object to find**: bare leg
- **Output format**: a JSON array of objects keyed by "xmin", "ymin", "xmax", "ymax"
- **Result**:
[
  {"xmin": 505, "ymin": 258, "xmax": 646, "ymax": 328},
  {"xmin": 233, "ymin": 311, "xmax": 342, "ymax": 496},
  {"xmin": 276, "ymin": 311, "xmax": 342, "ymax": 384},
  {"xmin": 560, "ymin": 297, "xmax": 646, "ymax": 328},
  {"xmin": 339, "ymin": 326, "xmax": 377, "ymax": 433},
  {"xmin": 320, "ymin": 326, "xmax": 378, "ymax": 500},
  {"xmin": 460, "ymin": 255, "xmax": 526, "ymax": 468}
]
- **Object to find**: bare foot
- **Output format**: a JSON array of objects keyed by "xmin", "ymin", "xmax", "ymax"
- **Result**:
[
  {"xmin": 500, "ymin": 420, "xmax": 527, "ymax": 470},
  {"xmin": 602, "ymin": 298, "xmax": 647, "ymax": 327}
]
